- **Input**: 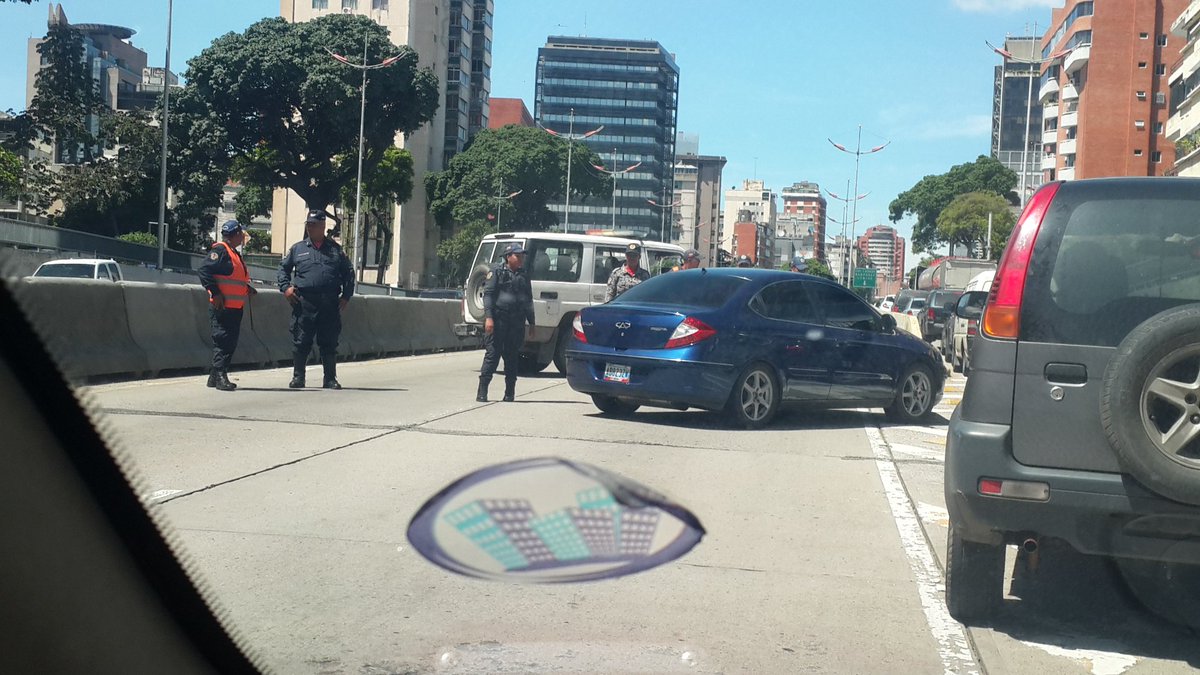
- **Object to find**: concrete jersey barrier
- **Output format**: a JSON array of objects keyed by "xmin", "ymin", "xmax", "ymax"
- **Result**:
[{"xmin": 3, "ymin": 277, "xmax": 471, "ymax": 380}]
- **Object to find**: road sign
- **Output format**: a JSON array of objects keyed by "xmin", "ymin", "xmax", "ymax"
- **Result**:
[{"xmin": 852, "ymin": 268, "xmax": 876, "ymax": 288}]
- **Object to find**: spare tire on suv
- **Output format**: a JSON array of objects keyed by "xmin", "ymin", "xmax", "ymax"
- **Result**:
[{"xmin": 1101, "ymin": 304, "xmax": 1200, "ymax": 506}]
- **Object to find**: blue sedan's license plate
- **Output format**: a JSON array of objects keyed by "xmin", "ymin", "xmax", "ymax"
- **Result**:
[{"xmin": 604, "ymin": 363, "xmax": 631, "ymax": 384}]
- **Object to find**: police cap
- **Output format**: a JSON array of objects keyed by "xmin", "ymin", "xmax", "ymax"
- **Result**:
[
  {"xmin": 683, "ymin": 248, "xmax": 700, "ymax": 261},
  {"xmin": 502, "ymin": 243, "xmax": 526, "ymax": 256},
  {"xmin": 220, "ymin": 220, "xmax": 243, "ymax": 236},
  {"xmin": 305, "ymin": 209, "xmax": 327, "ymax": 223},
  {"xmin": 625, "ymin": 242, "xmax": 642, "ymax": 256}
]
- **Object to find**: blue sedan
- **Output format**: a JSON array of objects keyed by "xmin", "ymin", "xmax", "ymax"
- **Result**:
[{"xmin": 565, "ymin": 269, "xmax": 944, "ymax": 428}]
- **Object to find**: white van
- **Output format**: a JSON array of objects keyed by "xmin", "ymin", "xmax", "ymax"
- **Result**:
[
  {"xmin": 454, "ymin": 232, "xmax": 684, "ymax": 373},
  {"xmin": 32, "ymin": 258, "xmax": 124, "ymax": 282},
  {"xmin": 945, "ymin": 269, "xmax": 994, "ymax": 373}
]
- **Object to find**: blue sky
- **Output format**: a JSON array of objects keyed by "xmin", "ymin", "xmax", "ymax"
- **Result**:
[{"xmin": 1, "ymin": 0, "xmax": 1060, "ymax": 265}]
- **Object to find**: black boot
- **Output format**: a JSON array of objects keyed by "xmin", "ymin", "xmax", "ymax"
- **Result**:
[
  {"xmin": 476, "ymin": 378, "xmax": 489, "ymax": 402},
  {"xmin": 503, "ymin": 381, "xmax": 516, "ymax": 402},
  {"xmin": 322, "ymin": 354, "xmax": 341, "ymax": 390},
  {"xmin": 206, "ymin": 371, "xmax": 219, "ymax": 388},
  {"xmin": 214, "ymin": 370, "xmax": 237, "ymax": 392},
  {"xmin": 289, "ymin": 350, "xmax": 306, "ymax": 388}
]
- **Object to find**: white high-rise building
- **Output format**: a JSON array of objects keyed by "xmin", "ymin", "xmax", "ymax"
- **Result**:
[
  {"xmin": 721, "ymin": 179, "xmax": 775, "ymax": 253},
  {"xmin": 276, "ymin": 0, "xmax": 492, "ymax": 288}
]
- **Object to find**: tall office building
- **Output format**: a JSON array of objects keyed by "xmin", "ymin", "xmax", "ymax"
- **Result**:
[
  {"xmin": 857, "ymin": 225, "xmax": 905, "ymax": 296},
  {"xmin": 673, "ymin": 147, "xmax": 725, "ymax": 266},
  {"xmin": 277, "ymin": 0, "xmax": 492, "ymax": 288},
  {"xmin": 25, "ymin": 4, "xmax": 172, "ymax": 164},
  {"xmin": 1039, "ymin": 0, "xmax": 1189, "ymax": 181},
  {"xmin": 534, "ymin": 37, "xmax": 680, "ymax": 239},
  {"xmin": 991, "ymin": 36, "xmax": 1044, "ymax": 193},
  {"xmin": 1167, "ymin": 1, "xmax": 1200, "ymax": 177},
  {"xmin": 778, "ymin": 181, "xmax": 826, "ymax": 262},
  {"xmin": 721, "ymin": 179, "xmax": 776, "ymax": 255}
]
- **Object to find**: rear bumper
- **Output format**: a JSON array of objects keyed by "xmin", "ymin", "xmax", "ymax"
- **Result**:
[
  {"xmin": 564, "ymin": 348, "xmax": 736, "ymax": 410},
  {"xmin": 946, "ymin": 409, "xmax": 1200, "ymax": 564}
]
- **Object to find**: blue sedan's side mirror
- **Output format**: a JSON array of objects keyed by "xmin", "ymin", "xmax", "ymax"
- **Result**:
[{"xmin": 880, "ymin": 314, "xmax": 897, "ymax": 333}]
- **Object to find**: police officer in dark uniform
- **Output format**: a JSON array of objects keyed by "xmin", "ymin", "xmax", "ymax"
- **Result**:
[
  {"xmin": 477, "ymin": 243, "xmax": 535, "ymax": 402},
  {"xmin": 277, "ymin": 209, "xmax": 355, "ymax": 389},
  {"xmin": 198, "ymin": 220, "xmax": 255, "ymax": 391}
]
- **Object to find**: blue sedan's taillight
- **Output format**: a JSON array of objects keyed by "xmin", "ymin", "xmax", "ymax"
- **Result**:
[
  {"xmin": 572, "ymin": 313, "xmax": 587, "ymax": 343},
  {"xmin": 664, "ymin": 317, "xmax": 716, "ymax": 349}
]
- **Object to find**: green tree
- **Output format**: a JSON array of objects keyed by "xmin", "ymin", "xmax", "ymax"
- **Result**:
[
  {"xmin": 888, "ymin": 156, "xmax": 1018, "ymax": 254},
  {"xmin": 339, "ymin": 146, "xmax": 415, "ymax": 284},
  {"xmin": 804, "ymin": 258, "xmax": 835, "ymax": 280},
  {"xmin": 245, "ymin": 229, "xmax": 272, "ymax": 254},
  {"xmin": 53, "ymin": 109, "xmax": 164, "ymax": 238},
  {"xmin": 28, "ymin": 21, "xmax": 103, "ymax": 163},
  {"xmin": 175, "ymin": 15, "xmax": 439, "ymax": 223},
  {"xmin": 0, "ymin": 147, "xmax": 20, "ymax": 200},
  {"xmin": 436, "ymin": 219, "xmax": 494, "ymax": 285},
  {"xmin": 426, "ymin": 125, "xmax": 610, "ymax": 236},
  {"xmin": 935, "ymin": 191, "xmax": 1015, "ymax": 259},
  {"xmin": 234, "ymin": 182, "xmax": 273, "ymax": 227}
]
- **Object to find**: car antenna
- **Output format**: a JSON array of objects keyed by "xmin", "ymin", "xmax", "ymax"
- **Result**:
[{"xmin": 701, "ymin": 267, "xmax": 707, "ymax": 275}]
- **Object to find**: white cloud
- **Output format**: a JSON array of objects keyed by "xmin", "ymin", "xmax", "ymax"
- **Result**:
[{"xmin": 951, "ymin": 0, "xmax": 1060, "ymax": 12}]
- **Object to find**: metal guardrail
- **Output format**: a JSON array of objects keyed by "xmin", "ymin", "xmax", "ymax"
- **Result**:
[{"xmin": 0, "ymin": 216, "xmax": 408, "ymax": 295}]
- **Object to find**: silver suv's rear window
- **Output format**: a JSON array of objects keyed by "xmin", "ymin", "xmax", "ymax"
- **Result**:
[{"xmin": 1021, "ymin": 180, "xmax": 1200, "ymax": 347}]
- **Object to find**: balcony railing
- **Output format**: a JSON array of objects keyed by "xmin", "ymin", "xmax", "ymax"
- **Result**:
[
  {"xmin": 1064, "ymin": 45, "xmax": 1091, "ymax": 75},
  {"xmin": 1039, "ymin": 78, "xmax": 1060, "ymax": 104}
]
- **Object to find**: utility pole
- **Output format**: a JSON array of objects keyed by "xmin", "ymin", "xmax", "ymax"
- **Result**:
[
  {"xmin": 541, "ymin": 109, "xmax": 602, "ymax": 233},
  {"xmin": 828, "ymin": 127, "xmax": 889, "ymax": 287},
  {"xmin": 155, "ymin": 0, "xmax": 173, "ymax": 270},
  {"xmin": 591, "ymin": 150, "xmax": 640, "ymax": 231}
]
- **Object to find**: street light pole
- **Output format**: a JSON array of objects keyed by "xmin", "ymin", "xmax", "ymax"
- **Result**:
[
  {"xmin": 155, "ymin": 0, "xmax": 173, "ymax": 270},
  {"xmin": 825, "ymin": 182, "xmax": 869, "ymax": 285},
  {"xmin": 327, "ymin": 40, "xmax": 404, "ymax": 282},
  {"xmin": 646, "ymin": 193, "xmax": 681, "ymax": 243},
  {"xmin": 592, "ymin": 150, "xmax": 640, "ymax": 231},
  {"xmin": 828, "ymin": 127, "xmax": 888, "ymax": 286},
  {"xmin": 541, "ymin": 109, "xmax": 603, "ymax": 234},
  {"xmin": 491, "ymin": 186, "xmax": 522, "ymax": 232}
]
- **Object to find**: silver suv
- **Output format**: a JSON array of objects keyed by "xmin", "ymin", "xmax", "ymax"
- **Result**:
[
  {"xmin": 945, "ymin": 177, "xmax": 1200, "ymax": 624},
  {"xmin": 454, "ymin": 232, "xmax": 683, "ymax": 372}
]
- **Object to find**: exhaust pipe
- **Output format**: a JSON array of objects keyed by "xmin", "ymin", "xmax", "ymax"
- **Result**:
[{"xmin": 1021, "ymin": 537, "xmax": 1039, "ymax": 554}]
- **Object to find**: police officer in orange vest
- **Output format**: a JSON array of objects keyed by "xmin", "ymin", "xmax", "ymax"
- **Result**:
[{"xmin": 198, "ymin": 220, "xmax": 256, "ymax": 391}]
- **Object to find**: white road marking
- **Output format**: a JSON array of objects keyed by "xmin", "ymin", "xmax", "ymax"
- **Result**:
[
  {"xmin": 889, "ymin": 425, "xmax": 949, "ymax": 437},
  {"xmin": 890, "ymin": 443, "xmax": 945, "ymax": 463},
  {"xmin": 1018, "ymin": 640, "xmax": 1138, "ymax": 675},
  {"xmin": 917, "ymin": 502, "xmax": 950, "ymax": 528},
  {"xmin": 864, "ymin": 422, "xmax": 981, "ymax": 674}
]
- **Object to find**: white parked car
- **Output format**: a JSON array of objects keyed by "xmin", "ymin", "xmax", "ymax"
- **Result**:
[
  {"xmin": 944, "ymin": 270, "xmax": 994, "ymax": 374},
  {"xmin": 876, "ymin": 295, "xmax": 895, "ymax": 312},
  {"xmin": 454, "ymin": 232, "xmax": 684, "ymax": 373},
  {"xmin": 32, "ymin": 258, "xmax": 124, "ymax": 282}
]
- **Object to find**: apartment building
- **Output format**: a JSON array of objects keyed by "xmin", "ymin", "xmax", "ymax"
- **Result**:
[
  {"xmin": 1166, "ymin": 1, "xmax": 1200, "ymax": 176},
  {"xmin": 1039, "ymin": 0, "xmax": 1189, "ymax": 181}
]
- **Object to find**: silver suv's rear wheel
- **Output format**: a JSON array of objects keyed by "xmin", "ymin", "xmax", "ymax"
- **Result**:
[{"xmin": 945, "ymin": 522, "xmax": 1004, "ymax": 623}]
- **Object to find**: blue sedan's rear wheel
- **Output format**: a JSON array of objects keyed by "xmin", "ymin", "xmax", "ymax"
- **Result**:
[
  {"xmin": 591, "ymin": 395, "xmax": 640, "ymax": 417},
  {"xmin": 726, "ymin": 363, "xmax": 780, "ymax": 429}
]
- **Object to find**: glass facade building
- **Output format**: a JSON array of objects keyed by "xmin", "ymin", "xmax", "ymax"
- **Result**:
[{"xmin": 535, "ymin": 37, "xmax": 680, "ymax": 239}]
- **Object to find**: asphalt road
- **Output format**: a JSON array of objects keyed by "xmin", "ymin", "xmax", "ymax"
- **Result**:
[{"xmin": 84, "ymin": 350, "xmax": 1200, "ymax": 674}]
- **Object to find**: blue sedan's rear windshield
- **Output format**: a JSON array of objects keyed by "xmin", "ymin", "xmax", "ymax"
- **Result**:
[{"xmin": 611, "ymin": 273, "xmax": 747, "ymax": 309}]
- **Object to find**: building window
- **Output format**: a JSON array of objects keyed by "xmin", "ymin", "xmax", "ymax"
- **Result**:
[
  {"xmin": 1155, "ymin": 122, "xmax": 1164, "ymax": 134},
  {"xmin": 1152, "ymin": 151, "xmax": 1162, "ymax": 163},
  {"xmin": 1140, "ymin": 32, "xmax": 1149, "ymax": 40},
  {"xmin": 1134, "ymin": 149, "xmax": 1144, "ymax": 156},
  {"xmin": 1138, "ymin": 61, "xmax": 1148, "ymax": 69},
  {"xmin": 1135, "ymin": 119, "xmax": 1146, "ymax": 129},
  {"xmin": 372, "ymin": 0, "xmax": 388, "ymax": 8},
  {"xmin": 1155, "ymin": 92, "xmax": 1166, "ymax": 105},
  {"xmin": 1155, "ymin": 63, "xmax": 1166, "ymax": 76},
  {"xmin": 1136, "ymin": 91, "xmax": 1147, "ymax": 100},
  {"xmin": 312, "ymin": 0, "xmax": 328, "ymax": 7},
  {"xmin": 1157, "ymin": 34, "xmax": 1168, "ymax": 46},
  {"xmin": 341, "ymin": 0, "xmax": 356, "ymax": 8}
]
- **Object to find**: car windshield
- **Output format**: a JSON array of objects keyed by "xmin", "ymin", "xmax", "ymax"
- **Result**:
[
  {"xmin": 34, "ymin": 264, "xmax": 94, "ymax": 278},
  {"xmin": 609, "ymin": 272, "xmax": 747, "ymax": 309},
  {"xmin": 5, "ymin": 2, "xmax": 1200, "ymax": 673}
]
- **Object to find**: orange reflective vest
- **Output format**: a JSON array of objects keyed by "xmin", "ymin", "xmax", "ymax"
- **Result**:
[{"xmin": 209, "ymin": 241, "xmax": 250, "ymax": 310}]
